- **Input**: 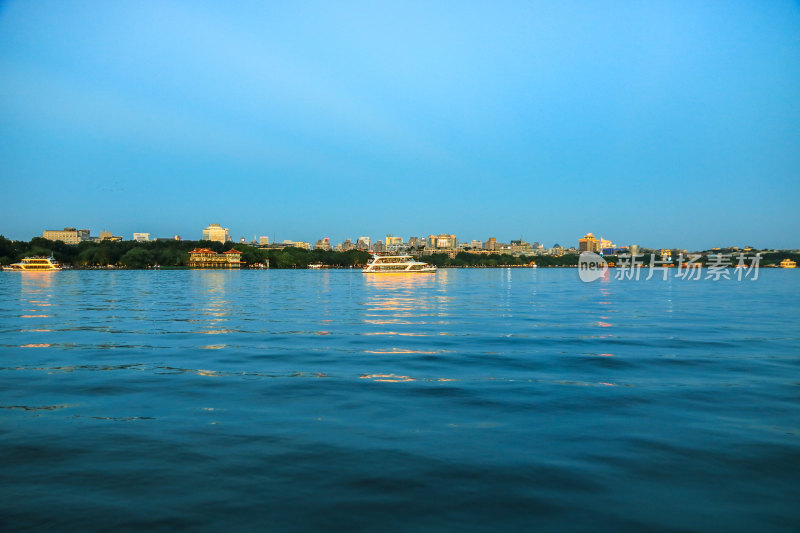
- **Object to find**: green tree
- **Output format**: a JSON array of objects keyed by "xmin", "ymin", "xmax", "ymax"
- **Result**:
[
  {"xmin": 276, "ymin": 251, "xmax": 295, "ymax": 268},
  {"xmin": 119, "ymin": 248, "xmax": 155, "ymax": 268}
]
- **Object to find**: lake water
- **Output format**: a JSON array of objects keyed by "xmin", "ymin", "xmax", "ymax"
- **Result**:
[{"xmin": 1, "ymin": 268, "xmax": 799, "ymax": 532}]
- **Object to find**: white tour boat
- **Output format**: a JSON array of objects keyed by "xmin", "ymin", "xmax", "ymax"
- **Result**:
[
  {"xmin": 362, "ymin": 254, "xmax": 437, "ymax": 274},
  {"xmin": 3, "ymin": 256, "xmax": 62, "ymax": 272}
]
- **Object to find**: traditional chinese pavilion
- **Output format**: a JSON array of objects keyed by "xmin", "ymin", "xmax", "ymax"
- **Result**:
[{"xmin": 187, "ymin": 248, "xmax": 244, "ymax": 268}]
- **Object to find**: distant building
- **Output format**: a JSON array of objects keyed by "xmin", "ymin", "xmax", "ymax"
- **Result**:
[
  {"xmin": 340, "ymin": 239, "xmax": 355, "ymax": 251},
  {"xmin": 483, "ymin": 237, "xmax": 497, "ymax": 251},
  {"xmin": 315, "ymin": 238, "xmax": 331, "ymax": 251},
  {"xmin": 133, "ymin": 233, "xmax": 150, "ymax": 242},
  {"xmin": 43, "ymin": 227, "xmax": 90, "ymax": 245},
  {"xmin": 407, "ymin": 237, "xmax": 427, "ymax": 249},
  {"xmin": 510, "ymin": 240, "xmax": 532, "ymax": 254},
  {"xmin": 373, "ymin": 240, "xmax": 386, "ymax": 253},
  {"xmin": 428, "ymin": 234, "xmax": 457, "ymax": 249},
  {"xmin": 578, "ymin": 233, "xmax": 600, "ymax": 253},
  {"xmin": 98, "ymin": 231, "xmax": 122, "ymax": 242},
  {"xmin": 202, "ymin": 224, "xmax": 231, "ymax": 243},
  {"xmin": 356, "ymin": 236, "xmax": 371, "ymax": 250},
  {"xmin": 281, "ymin": 240, "xmax": 311, "ymax": 250},
  {"xmin": 187, "ymin": 248, "xmax": 243, "ymax": 268},
  {"xmin": 259, "ymin": 236, "xmax": 270, "ymax": 245}
]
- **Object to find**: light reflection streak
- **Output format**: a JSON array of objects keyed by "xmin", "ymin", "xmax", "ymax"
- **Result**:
[
  {"xmin": 360, "ymin": 373, "xmax": 457, "ymax": 382},
  {"xmin": 361, "ymin": 332, "xmax": 428, "ymax": 337},
  {"xmin": 192, "ymin": 272, "xmax": 232, "ymax": 335},
  {"xmin": 364, "ymin": 349, "xmax": 447, "ymax": 354},
  {"xmin": 361, "ymin": 271, "xmax": 453, "ymax": 362}
]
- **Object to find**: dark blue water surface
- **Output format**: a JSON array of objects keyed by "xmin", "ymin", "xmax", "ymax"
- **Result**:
[{"xmin": 1, "ymin": 269, "xmax": 799, "ymax": 532}]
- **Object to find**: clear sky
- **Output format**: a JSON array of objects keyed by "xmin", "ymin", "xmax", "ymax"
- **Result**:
[{"xmin": 1, "ymin": 0, "xmax": 799, "ymax": 250}]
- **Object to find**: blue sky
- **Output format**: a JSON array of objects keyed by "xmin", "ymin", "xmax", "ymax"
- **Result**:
[{"xmin": 1, "ymin": 0, "xmax": 799, "ymax": 249}]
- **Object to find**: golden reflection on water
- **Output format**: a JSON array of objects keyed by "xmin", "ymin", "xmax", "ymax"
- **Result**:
[
  {"xmin": 590, "ymin": 283, "xmax": 616, "ymax": 355},
  {"xmin": 364, "ymin": 349, "xmax": 445, "ymax": 355},
  {"xmin": 362, "ymin": 271, "xmax": 452, "ymax": 354},
  {"xmin": 360, "ymin": 373, "xmax": 457, "ymax": 383},
  {"xmin": 193, "ymin": 272, "xmax": 232, "ymax": 335},
  {"xmin": 363, "ymin": 271, "xmax": 441, "ymax": 290},
  {"xmin": 18, "ymin": 272, "xmax": 56, "ymax": 320}
]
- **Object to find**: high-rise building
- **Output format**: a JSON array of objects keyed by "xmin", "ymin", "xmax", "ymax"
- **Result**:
[
  {"xmin": 259, "ymin": 236, "xmax": 270, "ymax": 245},
  {"xmin": 483, "ymin": 237, "xmax": 497, "ymax": 251},
  {"xmin": 43, "ymin": 227, "xmax": 90, "ymax": 244},
  {"xmin": 203, "ymin": 224, "xmax": 231, "ymax": 243},
  {"xmin": 356, "ymin": 236, "xmax": 371, "ymax": 250},
  {"xmin": 578, "ymin": 233, "xmax": 600, "ymax": 253},
  {"xmin": 428, "ymin": 234, "xmax": 457, "ymax": 249},
  {"xmin": 315, "ymin": 238, "xmax": 331, "ymax": 251},
  {"xmin": 341, "ymin": 239, "xmax": 355, "ymax": 251},
  {"xmin": 385, "ymin": 235, "xmax": 404, "ymax": 252}
]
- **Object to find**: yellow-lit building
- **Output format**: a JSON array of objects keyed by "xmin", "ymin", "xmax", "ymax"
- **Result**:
[
  {"xmin": 428, "ymin": 234, "xmax": 457, "ymax": 249},
  {"xmin": 202, "ymin": 224, "xmax": 231, "ymax": 243},
  {"xmin": 780, "ymin": 258, "xmax": 797, "ymax": 268},
  {"xmin": 99, "ymin": 231, "xmax": 123, "ymax": 242},
  {"xmin": 281, "ymin": 240, "xmax": 311, "ymax": 250},
  {"xmin": 43, "ymin": 227, "xmax": 90, "ymax": 244},
  {"xmin": 188, "ymin": 248, "xmax": 243, "ymax": 268},
  {"xmin": 578, "ymin": 233, "xmax": 600, "ymax": 253}
]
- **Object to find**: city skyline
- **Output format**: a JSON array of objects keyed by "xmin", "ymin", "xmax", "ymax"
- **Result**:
[
  {"xmin": 2, "ymin": 1, "xmax": 799, "ymax": 250},
  {"xmin": 17, "ymin": 224, "xmax": 795, "ymax": 254}
]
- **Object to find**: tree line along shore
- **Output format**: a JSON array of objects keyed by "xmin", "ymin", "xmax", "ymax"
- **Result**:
[{"xmin": 1, "ymin": 236, "xmax": 798, "ymax": 269}]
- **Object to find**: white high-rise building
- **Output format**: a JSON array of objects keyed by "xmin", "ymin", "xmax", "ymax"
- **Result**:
[
  {"xmin": 356, "ymin": 236, "xmax": 371, "ymax": 250},
  {"xmin": 202, "ymin": 224, "xmax": 231, "ymax": 243}
]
